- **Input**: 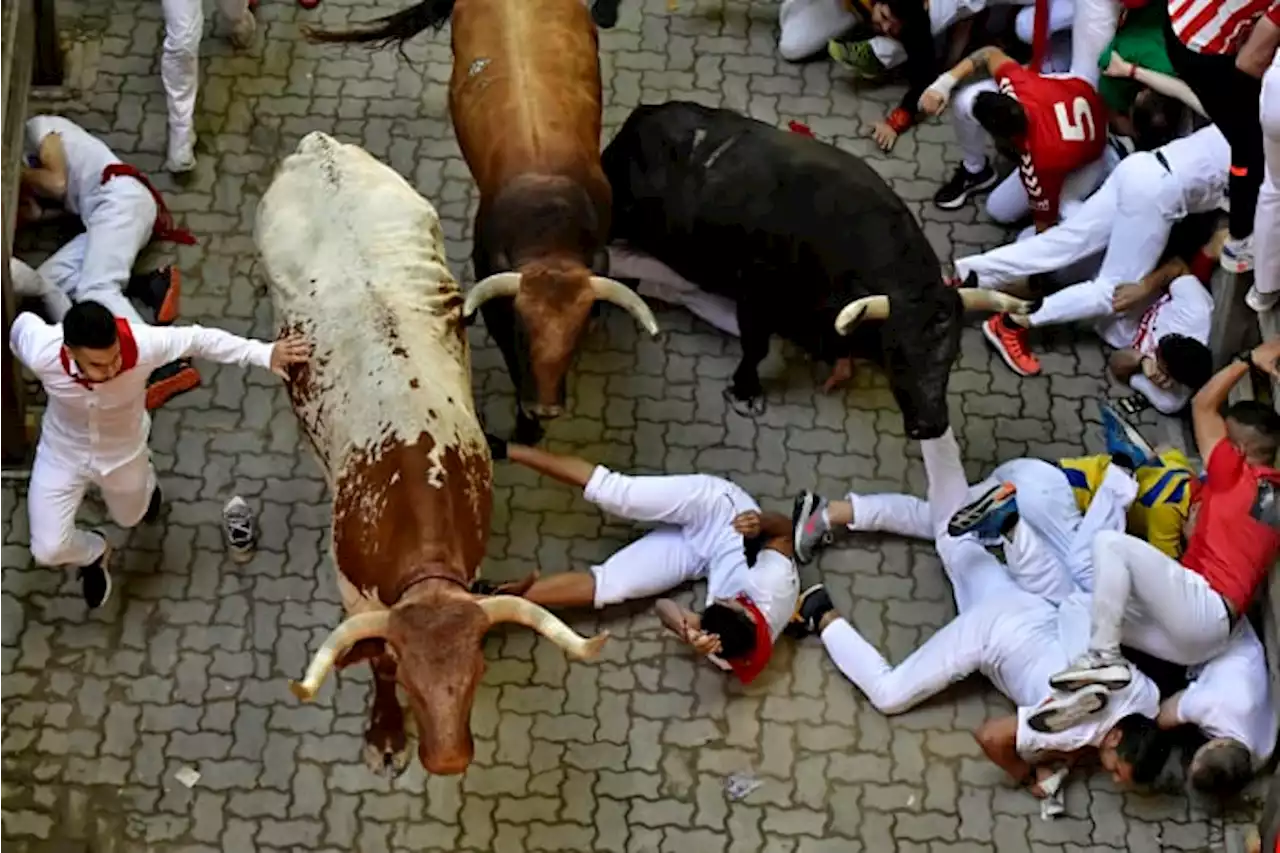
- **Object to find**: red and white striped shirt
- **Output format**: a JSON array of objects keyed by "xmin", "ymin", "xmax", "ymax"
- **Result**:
[{"xmin": 1168, "ymin": 0, "xmax": 1279, "ymax": 55}]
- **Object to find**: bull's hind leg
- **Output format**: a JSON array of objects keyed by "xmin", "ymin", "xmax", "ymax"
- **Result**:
[{"xmin": 363, "ymin": 656, "xmax": 410, "ymax": 777}]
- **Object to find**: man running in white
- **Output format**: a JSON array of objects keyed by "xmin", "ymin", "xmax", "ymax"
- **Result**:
[
  {"xmin": 16, "ymin": 115, "xmax": 204, "ymax": 409},
  {"xmin": 957, "ymin": 125, "xmax": 1229, "ymax": 378},
  {"xmin": 161, "ymin": 0, "xmax": 256, "ymax": 171},
  {"xmin": 475, "ymin": 437, "xmax": 800, "ymax": 684},
  {"xmin": 10, "ymin": 301, "xmax": 309, "ymax": 608},
  {"xmin": 1245, "ymin": 37, "xmax": 1280, "ymax": 311},
  {"xmin": 1049, "ymin": 338, "xmax": 1280, "ymax": 692},
  {"xmin": 783, "ymin": 428, "xmax": 1167, "ymax": 792}
]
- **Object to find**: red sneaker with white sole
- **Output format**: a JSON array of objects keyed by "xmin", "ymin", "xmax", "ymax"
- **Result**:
[{"xmin": 983, "ymin": 314, "xmax": 1040, "ymax": 376}]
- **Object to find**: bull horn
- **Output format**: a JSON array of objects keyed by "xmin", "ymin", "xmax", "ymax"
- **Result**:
[
  {"xmin": 957, "ymin": 288, "xmax": 1038, "ymax": 315},
  {"xmin": 462, "ymin": 273, "xmax": 522, "ymax": 318},
  {"xmin": 834, "ymin": 295, "xmax": 890, "ymax": 336},
  {"xmin": 589, "ymin": 276, "xmax": 660, "ymax": 337},
  {"xmin": 478, "ymin": 595, "xmax": 610, "ymax": 660},
  {"xmin": 289, "ymin": 611, "xmax": 392, "ymax": 701}
]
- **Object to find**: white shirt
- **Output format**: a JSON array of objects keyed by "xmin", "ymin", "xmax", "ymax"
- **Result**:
[
  {"xmin": 985, "ymin": 593, "xmax": 1068, "ymax": 707},
  {"xmin": 1098, "ymin": 275, "xmax": 1213, "ymax": 414},
  {"xmin": 25, "ymin": 115, "xmax": 122, "ymax": 217},
  {"xmin": 1176, "ymin": 622, "xmax": 1277, "ymax": 769},
  {"xmin": 1159, "ymin": 125, "xmax": 1231, "ymax": 217},
  {"xmin": 9, "ymin": 313, "xmax": 273, "ymax": 475}
]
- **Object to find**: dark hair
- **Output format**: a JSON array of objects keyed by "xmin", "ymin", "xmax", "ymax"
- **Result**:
[
  {"xmin": 700, "ymin": 603, "xmax": 757, "ymax": 660},
  {"xmin": 1159, "ymin": 211, "xmax": 1219, "ymax": 267},
  {"xmin": 1188, "ymin": 740, "xmax": 1254, "ymax": 797},
  {"xmin": 1131, "ymin": 89, "xmax": 1186, "ymax": 152},
  {"xmin": 1225, "ymin": 400, "xmax": 1280, "ymax": 460},
  {"xmin": 973, "ymin": 91, "xmax": 1028, "ymax": 141},
  {"xmin": 63, "ymin": 301, "xmax": 119, "ymax": 350},
  {"xmin": 1157, "ymin": 335, "xmax": 1213, "ymax": 391},
  {"xmin": 1114, "ymin": 714, "xmax": 1173, "ymax": 785}
]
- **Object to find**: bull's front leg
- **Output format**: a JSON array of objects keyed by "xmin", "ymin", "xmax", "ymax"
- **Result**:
[
  {"xmin": 726, "ymin": 301, "xmax": 770, "ymax": 416},
  {"xmin": 363, "ymin": 654, "xmax": 411, "ymax": 778}
]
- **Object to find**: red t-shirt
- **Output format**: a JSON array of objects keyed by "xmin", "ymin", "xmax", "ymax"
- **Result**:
[
  {"xmin": 1181, "ymin": 440, "xmax": 1280, "ymax": 613},
  {"xmin": 992, "ymin": 61, "xmax": 1108, "ymax": 225}
]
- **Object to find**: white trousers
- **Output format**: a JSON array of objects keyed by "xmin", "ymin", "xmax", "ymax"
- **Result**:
[
  {"xmin": 777, "ymin": 0, "xmax": 858, "ymax": 61},
  {"xmin": 820, "ymin": 431, "xmax": 1048, "ymax": 712},
  {"xmin": 1067, "ymin": 0, "xmax": 1120, "ymax": 87},
  {"xmin": 1089, "ymin": 529, "xmax": 1233, "ymax": 666},
  {"xmin": 28, "ymin": 448, "xmax": 157, "ymax": 567},
  {"xmin": 607, "ymin": 246, "xmax": 740, "ymax": 336},
  {"xmin": 959, "ymin": 152, "xmax": 1182, "ymax": 326},
  {"xmin": 585, "ymin": 467, "xmax": 755, "ymax": 607},
  {"xmin": 12, "ymin": 182, "xmax": 155, "ymax": 325},
  {"xmin": 951, "ymin": 80, "xmax": 1109, "ymax": 225},
  {"xmin": 161, "ymin": 0, "xmax": 252, "ymax": 151},
  {"xmin": 1255, "ymin": 57, "xmax": 1280, "ymax": 294}
]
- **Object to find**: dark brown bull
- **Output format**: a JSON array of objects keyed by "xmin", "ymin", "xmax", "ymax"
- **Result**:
[
  {"xmin": 307, "ymin": 0, "xmax": 659, "ymax": 444},
  {"xmin": 257, "ymin": 132, "xmax": 608, "ymax": 777}
]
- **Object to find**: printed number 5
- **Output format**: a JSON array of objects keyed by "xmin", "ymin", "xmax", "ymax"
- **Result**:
[{"xmin": 1054, "ymin": 97, "xmax": 1096, "ymax": 143}]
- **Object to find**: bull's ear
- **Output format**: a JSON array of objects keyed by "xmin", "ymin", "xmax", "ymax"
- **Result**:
[{"xmin": 335, "ymin": 637, "xmax": 387, "ymax": 669}]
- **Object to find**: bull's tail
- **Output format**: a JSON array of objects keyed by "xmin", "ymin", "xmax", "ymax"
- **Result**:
[{"xmin": 303, "ymin": 0, "xmax": 456, "ymax": 49}]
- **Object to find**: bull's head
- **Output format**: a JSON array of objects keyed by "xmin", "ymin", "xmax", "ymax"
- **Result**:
[
  {"xmin": 834, "ymin": 288, "xmax": 1040, "ymax": 440},
  {"xmin": 289, "ymin": 592, "xmax": 607, "ymax": 775},
  {"xmin": 463, "ymin": 260, "xmax": 659, "ymax": 422}
]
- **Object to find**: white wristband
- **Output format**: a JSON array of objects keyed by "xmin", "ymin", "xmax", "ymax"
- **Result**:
[{"xmin": 929, "ymin": 72, "xmax": 960, "ymax": 99}]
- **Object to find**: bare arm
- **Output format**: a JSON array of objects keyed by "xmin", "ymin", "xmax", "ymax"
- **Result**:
[
  {"xmin": 1191, "ymin": 361, "xmax": 1250, "ymax": 459},
  {"xmin": 1133, "ymin": 66, "xmax": 1207, "ymax": 117},
  {"xmin": 974, "ymin": 716, "xmax": 1034, "ymax": 784},
  {"xmin": 947, "ymin": 45, "xmax": 1014, "ymax": 81},
  {"xmin": 731, "ymin": 510, "xmax": 795, "ymax": 558},
  {"xmin": 507, "ymin": 443, "xmax": 599, "ymax": 488},
  {"xmin": 23, "ymin": 132, "xmax": 69, "ymax": 201},
  {"xmin": 1157, "ymin": 691, "xmax": 1187, "ymax": 729},
  {"xmin": 1237, "ymin": 14, "xmax": 1280, "ymax": 78}
]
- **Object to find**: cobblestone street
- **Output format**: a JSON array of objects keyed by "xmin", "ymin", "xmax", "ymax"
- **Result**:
[{"xmin": 0, "ymin": 0, "xmax": 1265, "ymax": 849}]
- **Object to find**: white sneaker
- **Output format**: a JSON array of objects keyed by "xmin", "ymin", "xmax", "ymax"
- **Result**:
[
  {"xmin": 1220, "ymin": 235, "xmax": 1255, "ymax": 274},
  {"xmin": 1049, "ymin": 648, "xmax": 1132, "ymax": 692},
  {"xmin": 165, "ymin": 132, "xmax": 197, "ymax": 174},
  {"xmin": 222, "ymin": 496, "xmax": 259, "ymax": 564},
  {"xmin": 1246, "ymin": 284, "xmax": 1279, "ymax": 313},
  {"xmin": 1028, "ymin": 684, "xmax": 1111, "ymax": 733}
]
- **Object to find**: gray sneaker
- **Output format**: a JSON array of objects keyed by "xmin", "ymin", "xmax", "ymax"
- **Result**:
[
  {"xmin": 222, "ymin": 496, "xmax": 258, "ymax": 564},
  {"xmin": 792, "ymin": 491, "xmax": 833, "ymax": 566}
]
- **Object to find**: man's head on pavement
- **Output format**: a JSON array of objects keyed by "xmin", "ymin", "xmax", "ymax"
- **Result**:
[
  {"xmin": 870, "ymin": 0, "xmax": 905, "ymax": 37},
  {"xmin": 973, "ymin": 92, "xmax": 1028, "ymax": 153},
  {"xmin": 1188, "ymin": 738, "xmax": 1254, "ymax": 799},
  {"xmin": 1099, "ymin": 714, "xmax": 1172, "ymax": 787},
  {"xmin": 1156, "ymin": 335, "xmax": 1213, "ymax": 392},
  {"xmin": 701, "ymin": 601, "xmax": 757, "ymax": 660},
  {"xmin": 1224, "ymin": 401, "xmax": 1280, "ymax": 467},
  {"xmin": 63, "ymin": 301, "xmax": 123, "ymax": 383},
  {"xmin": 1130, "ymin": 89, "xmax": 1186, "ymax": 152}
]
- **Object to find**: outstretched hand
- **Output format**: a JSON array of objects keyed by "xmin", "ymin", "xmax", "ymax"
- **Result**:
[
  {"xmin": 1251, "ymin": 338, "xmax": 1280, "ymax": 378},
  {"xmin": 270, "ymin": 333, "xmax": 311, "ymax": 379},
  {"xmin": 1102, "ymin": 50, "xmax": 1133, "ymax": 79}
]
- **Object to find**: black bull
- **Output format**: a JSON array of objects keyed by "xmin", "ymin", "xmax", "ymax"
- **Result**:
[{"xmin": 601, "ymin": 101, "xmax": 1029, "ymax": 442}]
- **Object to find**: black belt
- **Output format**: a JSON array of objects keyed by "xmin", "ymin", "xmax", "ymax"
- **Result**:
[
  {"xmin": 1155, "ymin": 151, "xmax": 1172, "ymax": 173},
  {"xmin": 1222, "ymin": 593, "xmax": 1241, "ymax": 629}
]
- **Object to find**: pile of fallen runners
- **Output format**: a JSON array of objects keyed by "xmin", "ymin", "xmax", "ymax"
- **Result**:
[{"xmin": 8, "ymin": 0, "xmax": 1280, "ymax": 819}]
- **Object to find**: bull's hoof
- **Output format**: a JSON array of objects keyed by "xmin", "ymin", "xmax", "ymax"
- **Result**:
[
  {"xmin": 723, "ymin": 386, "xmax": 767, "ymax": 417},
  {"xmin": 363, "ymin": 734, "xmax": 411, "ymax": 778}
]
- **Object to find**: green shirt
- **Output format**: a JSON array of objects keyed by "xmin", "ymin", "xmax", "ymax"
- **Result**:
[{"xmin": 1097, "ymin": 2, "xmax": 1177, "ymax": 113}]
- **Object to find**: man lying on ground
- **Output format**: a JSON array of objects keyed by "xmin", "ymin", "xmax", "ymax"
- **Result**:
[{"xmin": 476, "ymin": 437, "xmax": 800, "ymax": 684}]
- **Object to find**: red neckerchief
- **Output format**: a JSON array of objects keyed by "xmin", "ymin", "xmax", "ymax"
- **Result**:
[
  {"xmin": 725, "ymin": 595, "xmax": 775, "ymax": 685},
  {"xmin": 60, "ymin": 318, "xmax": 139, "ymax": 387},
  {"xmin": 101, "ymin": 164, "xmax": 197, "ymax": 245}
]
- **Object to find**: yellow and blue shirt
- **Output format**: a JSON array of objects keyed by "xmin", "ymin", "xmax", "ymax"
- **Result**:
[{"xmin": 1057, "ymin": 450, "xmax": 1197, "ymax": 559}]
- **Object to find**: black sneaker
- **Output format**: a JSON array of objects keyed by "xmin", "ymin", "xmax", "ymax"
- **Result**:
[
  {"xmin": 470, "ymin": 578, "xmax": 499, "ymax": 595},
  {"xmin": 143, "ymin": 486, "xmax": 163, "ymax": 524},
  {"xmin": 78, "ymin": 537, "xmax": 113, "ymax": 609},
  {"xmin": 591, "ymin": 0, "xmax": 621, "ymax": 27},
  {"xmin": 784, "ymin": 584, "xmax": 834, "ymax": 639},
  {"xmin": 934, "ymin": 162, "xmax": 999, "ymax": 211},
  {"xmin": 125, "ymin": 266, "xmax": 182, "ymax": 325}
]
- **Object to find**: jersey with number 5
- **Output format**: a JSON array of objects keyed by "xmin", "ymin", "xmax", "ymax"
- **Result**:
[{"xmin": 992, "ymin": 61, "xmax": 1108, "ymax": 224}]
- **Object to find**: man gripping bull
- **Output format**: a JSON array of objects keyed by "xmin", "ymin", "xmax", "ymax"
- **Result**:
[
  {"xmin": 10, "ymin": 300, "xmax": 308, "ymax": 608},
  {"xmin": 477, "ymin": 437, "xmax": 799, "ymax": 683}
]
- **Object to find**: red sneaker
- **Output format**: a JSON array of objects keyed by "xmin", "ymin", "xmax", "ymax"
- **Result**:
[
  {"xmin": 983, "ymin": 314, "xmax": 1040, "ymax": 377},
  {"xmin": 146, "ymin": 359, "xmax": 202, "ymax": 409}
]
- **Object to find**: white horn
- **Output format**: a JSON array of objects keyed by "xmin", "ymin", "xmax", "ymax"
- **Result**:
[
  {"xmin": 834, "ymin": 295, "xmax": 890, "ymax": 336},
  {"xmin": 957, "ymin": 288, "xmax": 1037, "ymax": 315},
  {"xmin": 589, "ymin": 276, "xmax": 660, "ymax": 337},
  {"xmin": 463, "ymin": 273, "xmax": 522, "ymax": 318},
  {"xmin": 478, "ymin": 595, "xmax": 610, "ymax": 660},
  {"xmin": 289, "ymin": 611, "xmax": 392, "ymax": 701}
]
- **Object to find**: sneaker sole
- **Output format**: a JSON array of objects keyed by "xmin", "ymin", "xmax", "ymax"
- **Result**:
[
  {"xmin": 948, "ymin": 483, "xmax": 1014, "ymax": 537},
  {"xmin": 156, "ymin": 268, "xmax": 182, "ymax": 325},
  {"xmin": 1048, "ymin": 665, "xmax": 1132, "ymax": 693},
  {"xmin": 1028, "ymin": 686, "xmax": 1109, "ymax": 734},
  {"xmin": 146, "ymin": 365, "xmax": 202, "ymax": 410},
  {"xmin": 793, "ymin": 492, "xmax": 820, "ymax": 566},
  {"xmin": 787, "ymin": 583, "xmax": 829, "ymax": 637},
  {"xmin": 982, "ymin": 321, "xmax": 1039, "ymax": 377},
  {"xmin": 934, "ymin": 172, "xmax": 1000, "ymax": 211},
  {"xmin": 1099, "ymin": 402, "xmax": 1154, "ymax": 462},
  {"xmin": 228, "ymin": 544, "xmax": 257, "ymax": 564},
  {"xmin": 88, "ymin": 540, "xmax": 114, "ymax": 609}
]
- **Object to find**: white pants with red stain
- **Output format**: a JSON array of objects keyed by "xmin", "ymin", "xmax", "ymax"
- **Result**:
[
  {"xmin": 28, "ymin": 447, "xmax": 157, "ymax": 567},
  {"xmin": 10, "ymin": 180, "xmax": 155, "ymax": 325},
  {"xmin": 957, "ymin": 151, "xmax": 1182, "ymax": 326},
  {"xmin": 161, "ymin": 0, "xmax": 252, "ymax": 156},
  {"xmin": 951, "ymin": 79, "xmax": 1109, "ymax": 225},
  {"xmin": 1254, "ymin": 54, "xmax": 1280, "ymax": 295}
]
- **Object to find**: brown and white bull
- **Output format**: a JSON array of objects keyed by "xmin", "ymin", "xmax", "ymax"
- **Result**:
[
  {"xmin": 307, "ymin": 0, "xmax": 660, "ymax": 444},
  {"xmin": 255, "ymin": 132, "xmax": 608, "ymax": 777}
]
